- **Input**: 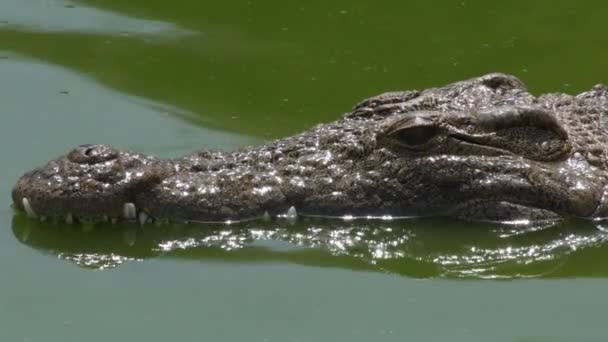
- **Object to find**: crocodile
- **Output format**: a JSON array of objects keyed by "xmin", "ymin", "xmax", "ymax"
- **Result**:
[{"xmin": 11, "ymin": 73, "xmax": 608, "ymax": 225}]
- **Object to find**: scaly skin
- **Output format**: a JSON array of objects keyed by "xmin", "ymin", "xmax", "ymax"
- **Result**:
[{"xmin": 11, "ymin": 73, "xmax": 608, "ymax": 224}]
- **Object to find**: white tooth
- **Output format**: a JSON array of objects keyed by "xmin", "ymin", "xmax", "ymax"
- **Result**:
[
  {"xmin": 40, "ymin": 215, "xmax": 47, "ymax": 222},
  {"xmin": 22, "ymin": 198, "xmax": 37, "ymax": 218},
  {"xmin": 111, "ymin": 217, "xmax": 118, "ymax": 224},
  {"xmin": 123, "ymin": 203, "xmax": 137, "ymax": 220},
  {"xmin": 262, "ymin": 211, "xmax": 271, "ymax": 221},
  {"xmin": 20, "ymin": 226, "xmax": 31, "ymax": 243},
  {"xmin": 102, "ymin": 214, "xmax": 109, "ymax": 223},
  {"xmin": 66, "ymin": 212, "xmax": 74, "ymax": 224},
  {"xmin": 286, "ymin": 206, "xmax": 298, "ymax": 218},
  {"xmin": 138, "ymin": 212, "xmax": 148, "ymax": 225}
]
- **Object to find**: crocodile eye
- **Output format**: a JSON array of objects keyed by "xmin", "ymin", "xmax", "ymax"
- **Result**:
[
  {"xmin": 395, "ymin": 126, "xmax": 438, "ymax": 147},
  {"xmin": 379, "ymin": 111, "xmax": 442, "ymax": 151}
]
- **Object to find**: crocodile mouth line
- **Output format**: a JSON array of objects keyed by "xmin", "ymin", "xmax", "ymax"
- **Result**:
[
  {"xmin": 17, "ymin": 197, "xmax": 258, "ymax": 225},
  {"xmin": 16, "ymin": 197, "xmax": 426, "ymax": 226},
  {"xmin": 16, "ymin": 197, "xmax": 320, "ymax": 225}
]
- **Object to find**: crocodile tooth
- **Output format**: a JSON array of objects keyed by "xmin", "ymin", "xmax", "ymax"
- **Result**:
[
  {"xmin": 286, "ymin": 206, "xmax": 298, "ymax": 218},
  {"xmin": 138, "ymin": 211, "xmax": 148, "ymax": 225},
  {"xmin": 22, "ymin": 198, "xmax": 37, "ymax": 218},
  {"xmin": 123, "ymin": 202, "xmax": 137, "ymax": 220},
  {"xmin": 111, "ymin": 217, "xmax": 118, "ymax": 224},
  {"xmin": 262, "ymin": 211, "xmax": 271, "ymax": 221},
  {"xmin": 102, "ymin": 214, "xmax": 109, "ymax": 223},
  {"xmin": 39, "ymin": 215, "xmax": 47, "ymax": 222},
  {"xmin": 66, "ymin": 212, "xmax": 74, "ymax": 224}
]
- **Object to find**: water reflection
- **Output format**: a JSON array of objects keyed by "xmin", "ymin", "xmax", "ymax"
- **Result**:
[{"xmin": 12, "ymin": 214, "xmax": 608, "ymax": 278}]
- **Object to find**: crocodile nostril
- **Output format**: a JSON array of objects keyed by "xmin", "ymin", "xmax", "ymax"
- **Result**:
[
  {"xmin": 84, "ymin": 146, "xmax": 95, "ymax": 157},
  {"xmin": 68, "ymin": 144, "xmax": 119, "ymax": 164}
]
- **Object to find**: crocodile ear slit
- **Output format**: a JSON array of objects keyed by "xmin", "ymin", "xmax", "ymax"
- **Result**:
[{"xmin": 476, "ymin": 106, "xmax": 568, "ymax": 139}]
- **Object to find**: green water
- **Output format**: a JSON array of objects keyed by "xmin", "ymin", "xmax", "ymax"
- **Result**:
[{"xmin": 1, "ymin": 1, "xmax": 608, "ymax": 341}]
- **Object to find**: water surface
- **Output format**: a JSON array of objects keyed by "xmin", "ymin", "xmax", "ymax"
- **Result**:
[{"xmin": 1, "ymin": 1, "xmax": 608, "ymax": 341}]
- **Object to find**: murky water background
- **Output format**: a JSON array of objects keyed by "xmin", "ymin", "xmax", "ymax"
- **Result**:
[{"xmin": 1, "ymin": 1, "xmax": 608, "ymax": 341}]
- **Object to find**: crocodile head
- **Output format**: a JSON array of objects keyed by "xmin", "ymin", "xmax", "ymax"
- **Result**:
[{"xmin": 12, "ymin": 73, "xmax": 608, "ymax": 224}]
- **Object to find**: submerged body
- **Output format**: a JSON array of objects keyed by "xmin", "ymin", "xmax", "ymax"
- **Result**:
[{"xmin": 12, "ymin": 73, "xmax": 608, "ymax": 224}]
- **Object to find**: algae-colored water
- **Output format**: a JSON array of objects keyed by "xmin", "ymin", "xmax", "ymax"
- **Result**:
[{"xmin": 1, "ymin": 1, "xmax": 608, "ymax": 341}]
